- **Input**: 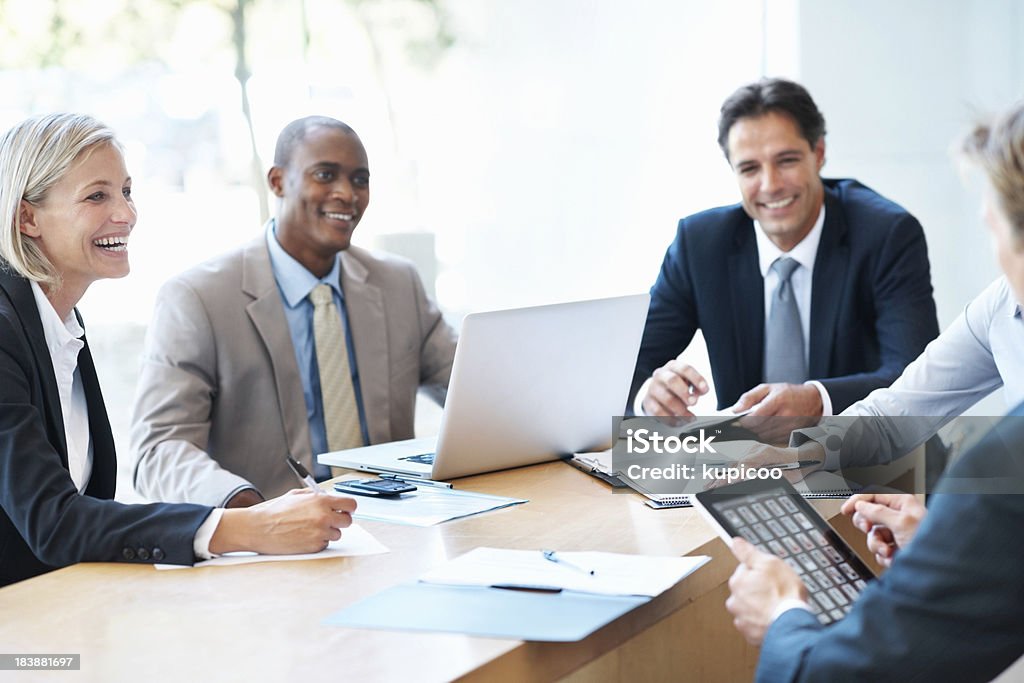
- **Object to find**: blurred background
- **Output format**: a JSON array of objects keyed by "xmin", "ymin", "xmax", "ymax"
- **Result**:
[{"xmin": 3, "ymin": 0, "xmax": 1020, "ymax": 500}]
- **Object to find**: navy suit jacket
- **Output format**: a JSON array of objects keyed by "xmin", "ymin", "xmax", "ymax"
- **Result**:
[
  {"xmin": 756, "ymin": 404, "xmax": 1024, "ymax": 682},
  {"xmin": 631, "ymin": 178, "xmax": 939, "ymax": 412},
  {"xmin": 0, "ymin": 268, "xmax": 212, "ymax": 587}
]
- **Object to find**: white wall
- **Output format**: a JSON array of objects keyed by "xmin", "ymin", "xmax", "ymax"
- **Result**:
[
  {"xmin": 401, "ymin": 0, "xmax": 768, "ymax": 312},
  {"xmin": 794, "ymin": 0, "xmax": 1024, "ymax": 322},
  {"xmin": 787, "ymin": 0, "xmax": 1024, "ymax": 414}
]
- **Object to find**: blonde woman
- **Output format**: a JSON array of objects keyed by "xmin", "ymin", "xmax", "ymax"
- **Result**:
[{"xmin": 0, "ymin": 113, "xmax": 356, "ymax": 586}]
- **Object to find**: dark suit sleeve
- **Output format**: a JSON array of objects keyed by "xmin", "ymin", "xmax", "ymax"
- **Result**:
[
  {"xmin": 629, "ymin": 220, "xmax": 701, "ymax": 407},
  {"xmin": 757, "ymin": 419, "xmax": 1024, "ymax": 683},
  {"xmin": 0, "ymin": 314, "xmax": 213, "ymax": 577},
  {"xmin": 818, "ymin": 214, "xmax": 938, "ymax": 411}
]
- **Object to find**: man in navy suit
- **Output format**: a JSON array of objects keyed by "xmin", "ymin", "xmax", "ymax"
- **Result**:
[
  {"xmin": 631, "ymin": 79, "xmax": 938, "ymax": 419},
  {"xmin": 724, "ymin": 102, "xmax": 1024, "ymax": 682}
]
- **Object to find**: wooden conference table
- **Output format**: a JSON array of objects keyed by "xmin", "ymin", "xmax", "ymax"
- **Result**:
[{"xmin": 0, "ymin": 461, "xmax": 871, "ymax": 683}]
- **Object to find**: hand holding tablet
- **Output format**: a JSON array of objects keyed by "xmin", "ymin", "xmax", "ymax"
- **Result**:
[{"xmin": 695, "ymin": 477, "xmax": 875, "ymax": 626}]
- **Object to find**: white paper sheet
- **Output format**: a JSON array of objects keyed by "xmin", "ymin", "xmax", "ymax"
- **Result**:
[
  {"xmin": 154, "ymin": 523, "xmax": 388, "ymax": 570},
  {"xmin": 419, "ymin": 547, "xmax": 710, "ymax": 597}
]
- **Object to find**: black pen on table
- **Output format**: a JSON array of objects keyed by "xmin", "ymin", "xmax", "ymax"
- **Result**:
[
  {"xmin": 705, "ymin": 460, "xmax": 819, "ymax": 471},
  {"xmin": 285, "ymin": 455, "xmax": 322, "ymax": 494}
]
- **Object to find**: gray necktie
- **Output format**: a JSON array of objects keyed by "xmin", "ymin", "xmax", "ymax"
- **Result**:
[
  {"xmin": 763, "ymin": 257, "xmax": 807, "ymax": 384},
  {"xmin": 310, "ymin": 284, "xmax": 363, "ymax": 454}
]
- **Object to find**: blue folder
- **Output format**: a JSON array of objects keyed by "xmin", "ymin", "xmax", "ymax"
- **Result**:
[{"xmin": 324, "ymin": 582, "xmax": 649, "ymax": 642}]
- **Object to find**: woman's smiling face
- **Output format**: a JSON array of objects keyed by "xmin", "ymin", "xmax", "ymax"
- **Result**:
[{"xmin": 20, "ymin": 142, "xmax": 136, "ymax": 304}]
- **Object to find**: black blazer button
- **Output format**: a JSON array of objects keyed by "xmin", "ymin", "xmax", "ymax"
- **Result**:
[
  {"xmin": 152, "ymin": 547, "xmax": 165, "ymax": 561},
  {"xmin": 121, "ymin": 547, "xmax": 135, "ymax": 560},
  {"xmin": 137, "ymin": 548, "xmax": 151, "ymax": 561}
]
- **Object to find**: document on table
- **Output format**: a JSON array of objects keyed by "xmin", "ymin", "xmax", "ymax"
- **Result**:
[
  {"xmin": 347, "ymin": 482, "xmax": 527, "ymax": 527},
  {"xmin": 618, "ymin": 409, "xmax": 750, "ymax": 437},
  {"xmin": 154, "ymin": 523, "xmax": 388, "ymax": 570},
  {"xmin": 419, "ymin": 547, "xmax": 710, "ymax": 597},
  {"xmin": 326, "ymin": 547, "xmax": 709, "ymax": 641}
]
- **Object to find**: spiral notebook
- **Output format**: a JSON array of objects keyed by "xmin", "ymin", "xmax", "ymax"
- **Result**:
[{"xmin": 630, "ymin": 472, "xmax": 862, "ymax": 510}]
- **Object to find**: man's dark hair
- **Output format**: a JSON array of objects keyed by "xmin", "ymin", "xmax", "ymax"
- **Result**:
[
  {"xmin": 717, "ymin": 78, "xmax": 826, "ymax": 160},
  {"xmin": 273, "ymin": 116, "xmax": 357, "ymax": 167}
]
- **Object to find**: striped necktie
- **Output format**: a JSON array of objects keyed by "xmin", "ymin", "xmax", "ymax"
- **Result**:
[{"xmin": 310, "ymin": 283, "xmax": 363, "ymax": 453}]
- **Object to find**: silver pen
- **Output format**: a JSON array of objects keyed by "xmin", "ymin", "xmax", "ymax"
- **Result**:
[
  {"xmin": 285, "ymin": 455, "xmax": 322, "ymax": 494},
  {"xmin": 380, "ymin": 473, "xmax": 454, "ymax": 490},
  {"xmin": 542, "ymin": 549, "xmax": 596, "ymax": 576}
]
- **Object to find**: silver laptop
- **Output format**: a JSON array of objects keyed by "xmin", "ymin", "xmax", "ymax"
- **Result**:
[{"xmin": 318, "ymin": 293, "xmax": 650, "ymax": 480}]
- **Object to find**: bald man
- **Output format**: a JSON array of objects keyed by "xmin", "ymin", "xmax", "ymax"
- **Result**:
[{"xmin": 131, "ymin": 116, "xmax": 457, "ymax": 508}]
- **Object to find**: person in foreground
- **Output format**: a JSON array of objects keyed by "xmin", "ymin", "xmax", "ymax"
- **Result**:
[
  {"xmin": 724, "ymin": 102, "xmax": 1024, "ymax": 682},
  {"xmin": 0, "ymin": 113, "xmax": 356, "ymax": 587},
  {"xmin": 131, "ymin": 115, "xmax": 457, "ymax": 508}
]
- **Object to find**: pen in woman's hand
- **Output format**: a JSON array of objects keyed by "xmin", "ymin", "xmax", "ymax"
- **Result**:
[{"xmin": 285, "ymin": 455, "xmax": 322, "ymax": 494}]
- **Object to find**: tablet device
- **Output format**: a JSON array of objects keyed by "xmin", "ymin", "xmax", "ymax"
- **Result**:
[{"xmin": 694, "ymin": 478, "xmax": 875, "ymax": 625}]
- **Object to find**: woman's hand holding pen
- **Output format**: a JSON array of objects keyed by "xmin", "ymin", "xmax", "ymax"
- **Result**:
[{"xmin": 210, "ymin": 489, "xmax": 358, "ymax": 555}]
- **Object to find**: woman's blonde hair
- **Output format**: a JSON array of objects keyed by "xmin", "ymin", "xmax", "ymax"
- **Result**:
[
  {"xmin": 0, "ymin": 113, "xmax": 117, "ymax": 286},
  {"xmin": 963, "ymin": 102, "xmax": 1024, "ymax": 248}
]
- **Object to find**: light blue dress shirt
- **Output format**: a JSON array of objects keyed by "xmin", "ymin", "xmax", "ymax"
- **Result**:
[
  {"xmin": 793, "ymin": 276, "xmax": 1024, "ymax": 468},
  {"xmin": 265, "ymin": 221, "xmax": 368, "ymax": 478}
]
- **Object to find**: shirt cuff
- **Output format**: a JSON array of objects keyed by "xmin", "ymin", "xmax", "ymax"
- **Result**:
[
  {"xmin": 790, "ymin": 424, "xmax": 842, "ymax": 471},
  {"xmin": 193, "ymin": 508, "xmax": 224, "ymax": 560},
  {"xmin": 633, "ymin": 377, "xmax": 653, "ymax": 416},
  {"xmin": 220, "ymin": 484, "xmax": 262, "ymax": 508},
  {"xmin": 771, "ymin": 598, "xmax": 814, "ymax": 623},
  {"xmin": 805, "ymin": 380, "xmax": 833, "ymax": 417}
]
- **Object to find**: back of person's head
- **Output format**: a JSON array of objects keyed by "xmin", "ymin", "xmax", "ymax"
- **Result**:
[
  {"xmin": 963, "ymin": 102, "xmax": 1024, "ymax": 246},
  {"xmin": 717, "ymin": 78, "xmax": 827, "ymax": 159},
  {"xmin": 0, "ymin": 113, "xmax": 116, "ymax": 286},
  {"xmin": 273, "ymin": 115, "xmax": 358, "ymax": 169}
]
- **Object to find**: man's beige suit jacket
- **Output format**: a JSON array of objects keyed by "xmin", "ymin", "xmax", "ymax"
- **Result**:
[{"xmin": 130, "ymin": 235, "xmax": 457, "ymax": 506}]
